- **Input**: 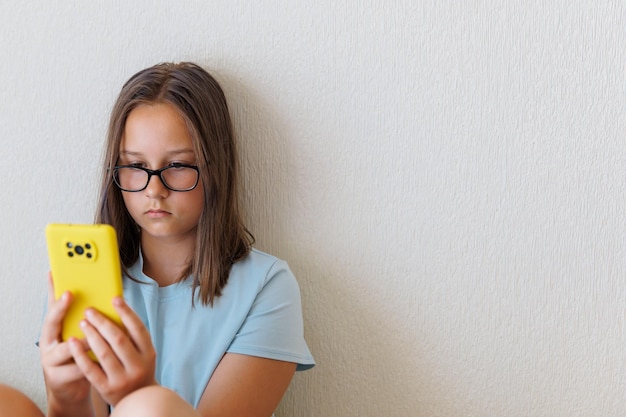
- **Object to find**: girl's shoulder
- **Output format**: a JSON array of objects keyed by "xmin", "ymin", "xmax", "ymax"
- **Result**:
[
  {"xmin": 231, "ymin": 248, "xmax": 293, "ymax": 285},
  {"xmin": 236, "ymin": 247, "xmax": 282, "ymax": 268}
]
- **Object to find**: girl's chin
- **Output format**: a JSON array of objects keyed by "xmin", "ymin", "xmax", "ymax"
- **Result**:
[{"xmin": 139, "ymin": 225, "xmax": 197, "ymax": 241}]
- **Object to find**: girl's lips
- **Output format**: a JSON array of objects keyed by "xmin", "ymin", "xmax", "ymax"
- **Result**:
[{"xmin": 146, "ymin": 209, "xmax": 170, "ymax": 218}]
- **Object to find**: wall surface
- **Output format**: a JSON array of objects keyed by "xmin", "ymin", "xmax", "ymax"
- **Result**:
[{"xmin": 1, "ymin": 1, "xmax": 625, "ymax": 416}]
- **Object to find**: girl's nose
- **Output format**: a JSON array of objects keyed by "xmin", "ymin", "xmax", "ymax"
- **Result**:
[{"xmin": 144, "ymin": 174, "xmax": 169, "ymax": 198}]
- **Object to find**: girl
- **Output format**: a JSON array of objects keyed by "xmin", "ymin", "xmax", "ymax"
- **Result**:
[{"xmin": 2, "ymin": 62, "xmax": 314, "ymax": 417}]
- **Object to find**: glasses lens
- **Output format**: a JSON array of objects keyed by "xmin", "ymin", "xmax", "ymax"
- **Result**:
[
  {"xmin": 161, "ymin": 166, "xmax": 199, "ymax": 191},
  {"xmin": 114, "ymin": 167, "xmax": 149, "ymax": 191}
]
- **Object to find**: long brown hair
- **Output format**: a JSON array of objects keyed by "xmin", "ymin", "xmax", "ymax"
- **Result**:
[{"xmin": 96, "ymin": 62, "xmax": 254, "ymax": 306}]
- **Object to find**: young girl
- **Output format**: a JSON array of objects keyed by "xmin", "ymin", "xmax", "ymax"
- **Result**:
[{"xmin": 1, "ymin": 62, "xmax": 314, "ymax": 417}]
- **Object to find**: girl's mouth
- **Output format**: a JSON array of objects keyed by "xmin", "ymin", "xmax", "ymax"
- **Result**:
[{"xmin": 146, "ymin": 209, "xmax": 170, "ymax": 218}]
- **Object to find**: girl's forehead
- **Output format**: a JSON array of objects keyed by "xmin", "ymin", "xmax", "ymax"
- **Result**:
[{"xmin": 120, "ymin": 103, "xmax": 195, "ymax": 153}]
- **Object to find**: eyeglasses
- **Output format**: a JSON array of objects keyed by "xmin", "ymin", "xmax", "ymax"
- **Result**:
[{"xmin": 112, "ymin": 164, "xmax": 200, "ymax": 192}]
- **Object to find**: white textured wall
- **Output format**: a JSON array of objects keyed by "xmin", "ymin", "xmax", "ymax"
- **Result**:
[{"xmin": 1, "ymin": 1, "xmax": 625, "ymax": 416}]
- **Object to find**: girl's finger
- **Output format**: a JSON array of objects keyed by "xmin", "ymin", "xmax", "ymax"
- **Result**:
[
  {"xmin": 40, "ymin": 341, "xmax": 75, "ymax": 367},
  {"xmin": 78, "ymin": 316, "xmax": 125, "ymax": 375},
  {"xmin": 112, "ymin": 297, "xmax": 153, "ymax": 354},
  {"xmin": 39, "ymin": 289, "xmax": 73, "ymax": 347},
  {"xmin": 44, "ymin": 360, "xmax": 87, "ymax": 384},
  {"xmin": 68, "ymin": 337, "xmax": 108, "ymax": 386},
  {"xmin": 42, "ymin": 336, "xmax": 90, "ymax": 362},
  {"xmin": 82, "ymin": 300, "xmax": 155, "ymax": 373}
]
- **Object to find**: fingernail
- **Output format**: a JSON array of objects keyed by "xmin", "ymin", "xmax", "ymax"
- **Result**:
[
  {"xmin": 112, "ymin": 297, "xmax": 123, "ymax": 306},
  {"xmin": 79, "ymin": 320, "xmax": 88, "ymax": 328},
  {"xmin": 84, "ymin": 308, "xmax": 95, "ymax": 318}
]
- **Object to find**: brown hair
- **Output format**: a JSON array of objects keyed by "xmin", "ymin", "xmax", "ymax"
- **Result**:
[{"xmin": 96, "ymin": 62, "xmax": 254, "ymax": 306}]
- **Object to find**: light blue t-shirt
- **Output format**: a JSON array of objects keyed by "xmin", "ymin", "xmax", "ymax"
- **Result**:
[{"xmin": 124, "ymin": 248, "xmax": 315, "ymax": 408}]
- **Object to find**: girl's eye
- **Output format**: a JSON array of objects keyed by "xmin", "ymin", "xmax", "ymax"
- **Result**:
[{"xmin": 168, "ymin": 162, "xmax": 191, "ymax": 168}]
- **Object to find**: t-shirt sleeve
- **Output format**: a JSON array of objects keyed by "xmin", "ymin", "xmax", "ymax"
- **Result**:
[{"xmin": 226, "ymin": 260, "xmax": 315, "ymax": 371}]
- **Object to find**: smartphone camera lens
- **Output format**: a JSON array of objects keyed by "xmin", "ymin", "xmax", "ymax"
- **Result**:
[
  {"xmin": 85, "ymin": 243, "xmax": 91, "ymax": 250},
  {"xmin": 75, "ymin": 245, "xmax": 84, "ymax": 255}
]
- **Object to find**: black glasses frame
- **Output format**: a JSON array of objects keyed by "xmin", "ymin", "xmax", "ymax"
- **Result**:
[{"xmin": 112, "ymin": 164, "xmax": 200, "ymax": 192}]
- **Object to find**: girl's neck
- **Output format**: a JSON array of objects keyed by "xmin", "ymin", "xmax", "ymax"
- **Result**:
[{"xmin": 140, "ymin": 233, "xmax": 195, "ymax": 287}]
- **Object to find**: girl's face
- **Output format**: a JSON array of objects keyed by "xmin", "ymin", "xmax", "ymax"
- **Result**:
[{"xmin": 118, "ymin": 103, "xmax": 204, "ymax": 245}]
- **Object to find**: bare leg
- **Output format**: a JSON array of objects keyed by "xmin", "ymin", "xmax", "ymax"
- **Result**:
[
  {"xmin": 0, "ymin": 384, "xmax": 43, "ymax": 417},
  {"xmin": 111, "ymin": 386, "xmax": 200, "ymax": 417}
]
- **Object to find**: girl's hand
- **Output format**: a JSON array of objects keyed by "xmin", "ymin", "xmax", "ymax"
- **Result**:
[
  {"xmin": 39, "ymin": 273, "xmax": 93, "ymax": 417},
  {"xmin": 67, "ymin": 296, "xmax": 158, "ymax": 407}
]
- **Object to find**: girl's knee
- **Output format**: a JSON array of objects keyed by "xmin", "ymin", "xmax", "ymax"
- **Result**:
[
  {"xmin": 0, "ymin": 384, "xmax": 43, "ymax": 417},
  {"xmin": 112, "ymin": 386, "xmax": 198, "ymax": 417}
]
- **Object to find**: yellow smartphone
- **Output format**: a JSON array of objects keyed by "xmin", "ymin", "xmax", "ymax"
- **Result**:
[{"xmin": 45, "ymin": 223, "xmax": 124, "ymax": 343}]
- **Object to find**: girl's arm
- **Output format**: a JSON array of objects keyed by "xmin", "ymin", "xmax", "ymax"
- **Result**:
[
  {"xmin": 91, "ymin": 388, "xmax": 110, "ymax": 417},
  {"xmin": 39, "ymin": 274, "xmax": 94, "ymax": 417},
  {"xmin": 197, "ymin": 353, "xmax": 296, "ymax": 417}
]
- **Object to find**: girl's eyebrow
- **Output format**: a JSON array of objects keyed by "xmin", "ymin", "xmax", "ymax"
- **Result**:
[{"xmin": 119, "ymin": 149, "xmax": 195, "ymax": 157}]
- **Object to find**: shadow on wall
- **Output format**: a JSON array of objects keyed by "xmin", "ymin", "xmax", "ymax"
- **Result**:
[
  {"xmin": 212, "ymin": 69, "xmax": 298, "ymax": 247},
  {"xmin": 214, "ymin": 69, "xmax": 448, "ymax": 416}
]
